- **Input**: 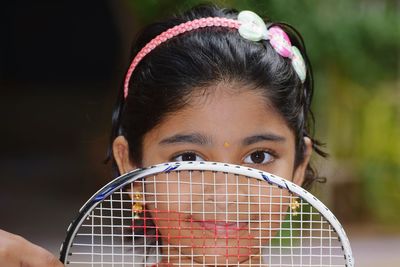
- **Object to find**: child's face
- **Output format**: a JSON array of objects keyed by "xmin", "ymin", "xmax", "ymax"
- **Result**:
[
  {"xmin": 140, "ymin": 86, "xmax": 307, "ymax": 180},
  {"xmin": 114, "ymin": 84, "xmax": 311, "ymax": 265}
]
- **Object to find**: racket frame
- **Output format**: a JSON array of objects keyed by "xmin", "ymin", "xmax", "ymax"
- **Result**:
[{"xmin": 59, "ymin": 161, "xmax": 354, "ymax": 267}]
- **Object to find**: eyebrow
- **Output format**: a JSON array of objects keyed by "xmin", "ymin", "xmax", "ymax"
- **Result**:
[
  {"xmin": 159, "ymin": 133, "xmax": 212, "ymax": 146},
  {"xmin": 242, "ymin": 133, "xmax": 286, "ymax": 146}
]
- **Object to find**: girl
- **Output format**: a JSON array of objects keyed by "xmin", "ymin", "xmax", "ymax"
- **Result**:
[{"xmin": 0, "ymin": 4, "xmax": 325, "ymax": 266}]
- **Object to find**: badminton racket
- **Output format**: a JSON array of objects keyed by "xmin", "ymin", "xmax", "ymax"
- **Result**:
[{"xmin": 59, "ymin": 161, "xmax": 354, "ymax": 266}]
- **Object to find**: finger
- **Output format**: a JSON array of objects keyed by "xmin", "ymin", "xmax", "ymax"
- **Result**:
[{"xmin": 0, "ymin": 229, "xmax": 64, "ymax": 267}]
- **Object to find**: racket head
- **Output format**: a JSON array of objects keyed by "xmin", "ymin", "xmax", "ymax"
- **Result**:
[{"xmin": 60, "ymin": 161, "xmax": 354, "ymax": 266}]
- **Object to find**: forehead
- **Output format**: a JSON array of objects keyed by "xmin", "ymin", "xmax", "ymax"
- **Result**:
[{"xmin": 145, "ymin": 85, "xmax": 295, "ymax": 144}]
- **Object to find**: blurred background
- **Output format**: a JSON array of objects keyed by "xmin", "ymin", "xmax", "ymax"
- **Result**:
[{"xmin": 1, "ymin": 0, "xmax": 399, "ymax": 266}]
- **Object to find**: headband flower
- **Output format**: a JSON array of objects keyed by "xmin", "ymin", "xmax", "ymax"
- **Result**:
[{"xmin": 237, "ymin": 10, "xmax": 306, "ymax": 83}]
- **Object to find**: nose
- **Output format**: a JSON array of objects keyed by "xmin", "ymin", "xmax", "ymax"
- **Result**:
[{"xmin": 203, "ymin": 172, "xmax": 246, "ymax": 212}]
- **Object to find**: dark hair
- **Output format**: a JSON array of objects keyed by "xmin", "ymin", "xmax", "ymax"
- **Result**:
[{"xmin": 108, "ymin": 4, "xmax": 326, "ymax": 188}]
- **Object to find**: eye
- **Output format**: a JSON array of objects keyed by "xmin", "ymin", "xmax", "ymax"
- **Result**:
[
  {"xmin": 243, "ymin": 150, "xmax": 274, "ymax": 164},
  {"xmin": 172, "ymin": 152, "xmax": 205, "ymax": 162}
]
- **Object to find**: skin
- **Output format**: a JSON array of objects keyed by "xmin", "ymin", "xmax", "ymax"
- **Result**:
[
  {"xmin": 0, "ymin": 229, "xmax": 63, "ymax": 267},
  {"xmin": 113, "ymin": 85, "xmax": 312, "ymax": 266}
]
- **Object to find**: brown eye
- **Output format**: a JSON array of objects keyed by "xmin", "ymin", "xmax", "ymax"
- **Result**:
[
  {"xmin": 243, "ymin": 150, "xmax": 273, "ymax": 164},
  {"xmin": 173, "ymin": 152, "xmax": 205, "ymax": 162}
]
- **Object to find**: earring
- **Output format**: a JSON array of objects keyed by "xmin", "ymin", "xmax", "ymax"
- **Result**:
[
  {"xmin": 132, "ymin": 192, "xmax": 143, "ymax": 219},
  {"xmin": 290, "ymin": 198, "xmax": 300, "ymax": 216}
]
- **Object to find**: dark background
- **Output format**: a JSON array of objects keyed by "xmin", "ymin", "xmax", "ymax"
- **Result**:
[{"xmin": 0, "ymin": 0, "xmax": 132, "ymax": 251}]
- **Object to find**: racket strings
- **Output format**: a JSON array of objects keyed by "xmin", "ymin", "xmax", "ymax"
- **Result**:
[{"xmin": 66, "ymin": 170, "xmax": 346, "ymax": 266}]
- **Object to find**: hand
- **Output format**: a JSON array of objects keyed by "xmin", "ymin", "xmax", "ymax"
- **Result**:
[{"xmin": 0, "ymin": 229, "xmax": 63, "ymax": 267}]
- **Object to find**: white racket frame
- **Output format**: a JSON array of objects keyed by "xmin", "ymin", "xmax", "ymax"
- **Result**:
[{"xmin": 60, "ymin": 161, "xmax": 354, "ymax": 267}]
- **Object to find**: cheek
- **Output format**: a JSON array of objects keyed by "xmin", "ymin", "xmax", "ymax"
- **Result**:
[{"xmin": 144, "ymin": 174, "xmax": 192, "ymax": 222}]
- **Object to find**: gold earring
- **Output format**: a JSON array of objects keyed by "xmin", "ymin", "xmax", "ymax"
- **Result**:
[
  {"xmin": 290, "ymin": 198, "xmax": 300, "ymax": 216},
  {"xmin": 132, "ymin": 192, "xmax": 143, "ymax": 219},
  {"xmin": 223, "ymin": 141, "xmax": 230, "ymax": 148}
]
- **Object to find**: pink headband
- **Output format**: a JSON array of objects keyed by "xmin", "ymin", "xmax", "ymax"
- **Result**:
[{"xmin": 123, "ymin": 10, "xmax": 306, "ymax": 99}]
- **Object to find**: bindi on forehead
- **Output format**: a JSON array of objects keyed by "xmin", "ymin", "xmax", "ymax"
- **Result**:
[{"xmin": 223, "ymin": 141, "xmax": 231, "ymax": 148}]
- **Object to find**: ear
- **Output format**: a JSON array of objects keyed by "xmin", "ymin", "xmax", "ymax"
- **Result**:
[
  {"xmin": 112, "ymin": 136, "xmax": 136, "ymax": 175},
  {"xmin": 292, "ymin": 137, "xmax": 313, "ymax": 186},
  {"xmin": 113, "ymin": 136, "xmax": 144, "ymax": 199}
]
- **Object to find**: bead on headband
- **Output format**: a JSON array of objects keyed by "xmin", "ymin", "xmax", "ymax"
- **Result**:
[{"xmin": 123, "ymin": 10, "xmax": 306, "ymax": 99}]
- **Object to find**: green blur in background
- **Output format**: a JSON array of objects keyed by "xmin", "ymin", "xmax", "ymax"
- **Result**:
[{"xmin": 126, "ymin": 0, "xmax": 400, "ymax": 227}]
